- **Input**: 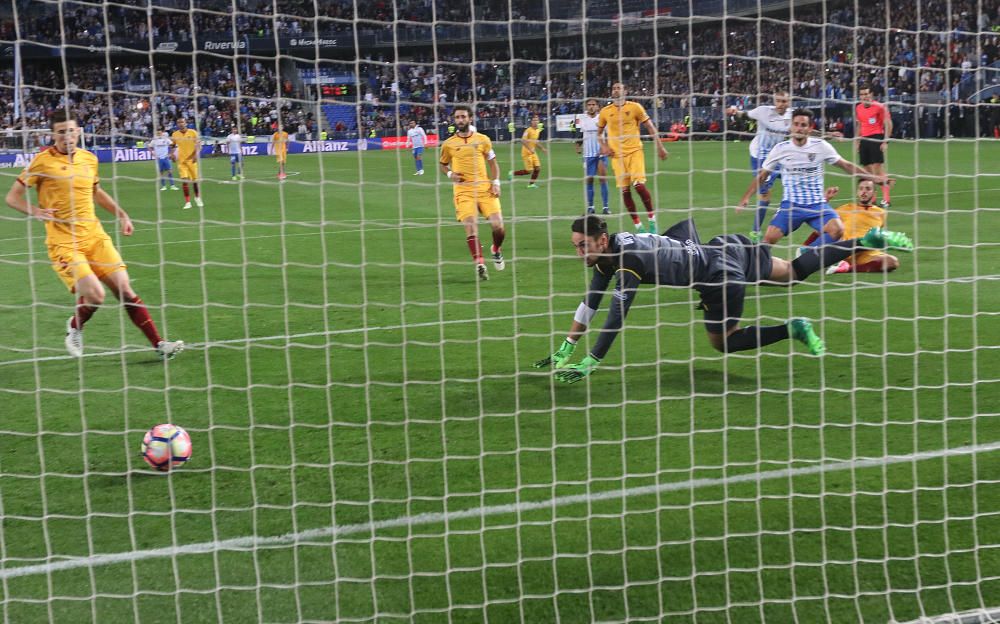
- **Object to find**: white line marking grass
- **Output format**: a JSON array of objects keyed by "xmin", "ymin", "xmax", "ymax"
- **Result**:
[{"xmin": 2, "ymin": 440, "xmax": 998, "ymax": 581}]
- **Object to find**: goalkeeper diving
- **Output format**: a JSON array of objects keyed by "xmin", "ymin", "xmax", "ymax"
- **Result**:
[{"xmin": 534, "ymin": 215, "xmax": 913, "ymax": 383}]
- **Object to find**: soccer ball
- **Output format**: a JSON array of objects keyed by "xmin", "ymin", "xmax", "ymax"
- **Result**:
[{"xmin": 141, "ymin": 424, "xmax": 192, "ymax": 471}]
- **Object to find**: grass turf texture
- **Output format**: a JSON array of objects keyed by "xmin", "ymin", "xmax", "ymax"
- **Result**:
[{"xmin": 0, "ymin": 139, "xmax": 998, "ymax": 623}]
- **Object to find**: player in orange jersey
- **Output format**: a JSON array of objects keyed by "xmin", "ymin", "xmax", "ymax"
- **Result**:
[
  {"xmin": 4, "ymin": 109, "xmax": 184, "ymax": 359},
  {"xmin": 272, "ymin": 124, "xmax": 290, "ymax": 179},
  {"xmin": 510, "ymin": 115, "xmax": 547, "ymax": 187},
  {"xmin": 598, "ymin": 82, "xmax": 668, "ymax": 233},
  {"xmin": 171, "ymin": 117, "xmax": 203, "ymax": 209},
  {"xmin": 804, "ymin": 180, "xmax": 900, "ymax": 273},
  {"xmin": 439, "ymin": 104, "xmax": 505, "ymax": 281}
]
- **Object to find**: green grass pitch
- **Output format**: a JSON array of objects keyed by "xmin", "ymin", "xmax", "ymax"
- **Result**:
[{"xmin": 0, "ymin": 138, "xmax": 998, "ymax": 623}]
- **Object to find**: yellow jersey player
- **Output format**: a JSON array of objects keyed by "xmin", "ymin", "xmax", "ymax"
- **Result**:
[
  {"xmin": 4, "ymin": 109, "xmax": 184, "ymax": 359},
  {"xmin": 598, "ymin": 82, "xmax": 668, "ymax": 233},
  {"xmin": 805, "ymin": 181, "xmax": 900, "ymax": 273},
  {"xmin": 439, "ymin": 104, "xmax": 506, "ymax": 281},
  {"xmin": 509, "ymin": 114, "xmax": 547, "ymax": 187},
  {"xmin": 170, "ymin": 117, "xmax": 203, "ymax": 209},
  {"xmin": 272, "ymin": 125, "xmax": 289, "ymax": 180}
]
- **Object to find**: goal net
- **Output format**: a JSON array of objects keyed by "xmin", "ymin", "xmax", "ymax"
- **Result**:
[{"xmin": 1, "ymin": 0, "xmax": 998, "ymax": 621}]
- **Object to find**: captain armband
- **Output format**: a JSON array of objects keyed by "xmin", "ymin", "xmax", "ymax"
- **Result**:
[
  {"xmin": 486, "ymin": 149, "xmax": 496, "ymax": 160},
  {"xmin": 574, "ymin": 302, "xmax": 598, "ymax": 326}
]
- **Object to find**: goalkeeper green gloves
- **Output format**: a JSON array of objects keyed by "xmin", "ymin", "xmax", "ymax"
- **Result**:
[
  {"xmin": 533, "ymin": 339, "xmax": 576, "ymax": 369},
  {"xmin": 554, "ymin": 355, "xmax": 601, "ymax": 384}
]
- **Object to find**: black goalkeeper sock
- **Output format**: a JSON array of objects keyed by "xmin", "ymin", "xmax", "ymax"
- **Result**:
[
  {"xmin": 791, "ymin": 239, "xmax": 863, "ymax": 280},
  {"xmin": 724, "ymin": 324, "xmax": 790, "ymax": 352}
]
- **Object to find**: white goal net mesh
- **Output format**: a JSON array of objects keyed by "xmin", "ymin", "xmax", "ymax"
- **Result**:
[{"xmin": 1, "ymin": 0, "xmax": 999, "ymax": 622}]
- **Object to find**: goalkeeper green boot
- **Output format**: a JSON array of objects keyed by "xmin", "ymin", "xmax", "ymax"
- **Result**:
[
  {"xmin": 859, "ymin": 227, "xmax": 913, "ymax": 252},
  {"xmin": 789, "ymin": 318, "xmax": 825, "ymax": 356}
]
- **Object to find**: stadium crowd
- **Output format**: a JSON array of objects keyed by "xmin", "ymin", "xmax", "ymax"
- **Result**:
[{"xmin": 1, "ymin": 0, "xmax": 997, "ymax": 142}]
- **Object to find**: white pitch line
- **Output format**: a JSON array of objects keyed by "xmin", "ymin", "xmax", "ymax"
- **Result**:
[{"xmin": 2, "ymin": 440, "xmax": 998, "ymax": 581}]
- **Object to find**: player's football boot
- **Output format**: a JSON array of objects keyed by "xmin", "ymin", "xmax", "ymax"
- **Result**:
[
  {"xmin": 156, "ymin": 340, "xmax": 185, "ymax": 360},
  {"xmin": 602, "ymin": 207, "xmax": 611, "ymax": 215},
  {"xmin": 492, "ymin": 251, "xmax": 505, "ymax": 271},
  {"xmin": 826, "ymin": 260, "xmax": 851, "ymax": 275},
  {"xmin": 477, "ymin": 263, "xmax": 489, "ymax": 281},
  {"xmin": 859, "ymin": 227, "xmax": 913, "ymax": 252},
  {"xmin": 182, "ymin": 202, "xmax": 192, "ymax": 210},
  {"xmin": 587, "ymin": 206, "xmax": 595, "ymax": 214},
  {"xmin": 877, "ymin": 200, "xmax": 891, "ymax": 209},
  {"xmin": 748, "ymin": 230, "xmax": 762, "ymax": 244},
  {"xmin": 159, "ymin": 186, "xmax": 167, "ymax": 192},
  {"xmin": 194, "ymin": 197, "xmax": 204, "ymax": 208},
  {"xmin": 646, "ymin": 219, "xmax": 657, "ymax": 234},
  {"xmin": 65, "ymin": 317, "xmax": 83, "ymax": 357},
  {"xmin": 507, "ymin": 170, "xmax": 514, "ymax": 181},
  {"xmin": 527, "ymin": 183, "xmax": 539, "ymax": 189},
  {"xmin": 170, "ymin": 185, "xmax": 179, "ymax": 190},
  {"xmin": 789, "ymin": 318, "xmax": 825, "ymax": 356}
]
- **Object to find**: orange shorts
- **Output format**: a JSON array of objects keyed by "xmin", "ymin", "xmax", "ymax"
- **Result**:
[
  {"xmin": 521, "ymin": 152, "xmax": 541, "ymax": 170},
  {"xmin": 178, "ymin": 161, "xmax": 199, "ymax": 180},
  {"xmin": 609, "ymin": 149, "xmax": 647, "ymax": 188},
  {"xmin": 454, "ymin": 186, "xmax": 501, "ymax": 222},
  {"xmin": 48, "ymin": 234, "xmax": 126, "ymax": 291},
  {"xmin": 275, "ymin": 151, "xmax": 287, "ymax": 163},
  {"xmin": 850, "ymin": 249, "xmax": 886, "ymax": 266}
]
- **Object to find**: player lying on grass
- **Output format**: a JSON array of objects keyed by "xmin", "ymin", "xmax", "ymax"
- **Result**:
[
  {"xmin": 533, "ymin": 215, "xmax": 912, "ymax": 383},
  {"xmin": 5, "ymin": 108, "xmax": 185, "ymax": 360},
  {"xmin": 806, "ymin": 181, "xmax": 900, "ymax": 274}
]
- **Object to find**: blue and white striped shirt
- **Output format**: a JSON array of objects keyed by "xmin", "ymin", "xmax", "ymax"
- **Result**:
[
  {"xmin": 762, "ymin": 138, "xmax": 841, "ymax": 205},
  {"xmin": 576, "ymin": 113, "xmax": 602, "ymax": 158},
  {"xmin": 747, "ymin": 106, "xmax": 792, "ymax": 160},
  {"xmin": 407, "ymin": 125, "xmax": 427, "ymax": 148}
]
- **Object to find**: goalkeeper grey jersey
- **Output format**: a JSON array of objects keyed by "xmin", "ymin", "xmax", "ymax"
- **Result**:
[{"xmin": 583, "ymin": 220, "xmax": 714, "ymax": 359}]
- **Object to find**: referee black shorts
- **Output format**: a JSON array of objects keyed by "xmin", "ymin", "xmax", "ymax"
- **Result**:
[{"xmin": 858, "ymin": 133, "xmax": 885, "ymax": 166}]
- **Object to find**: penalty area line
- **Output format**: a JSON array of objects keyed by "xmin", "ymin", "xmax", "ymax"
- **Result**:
[{"xmin": 1, "ymin": 440, "xmax": 999, "ymax": 581}]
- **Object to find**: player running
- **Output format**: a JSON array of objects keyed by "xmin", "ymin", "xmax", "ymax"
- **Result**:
[
  {"xmin": 148, "ymin": 131, "xmax": 177, "ymax": 191},
  {"xmin": 726, "ymin": 90, "xmax": 792, "ymax": 242},
  {"xmin": 272, "ymin": 124, "xmax": 289, "ymax": 180},
  {"xmin": 575, "ymin": 98, "xmax": 610, "ymax": 214},
  {"xmin": 4, "ymin": 109, "xmax": 184, "ymax": 360},
  {"xmin": 738, "ymin": 108, "xmax": 892, "ymax": 247},
  {"xmin": 598, "ymin": 82, "xmax": 669, "ymax": 234},
  {"xmin": 439, "ymin": 104, "xmax": 506, "ymax": 281},
  {"xmin": 533, "ymin": 215, "xmax": 912, "ymax": 383},
  {"xmin": 226, "ymin": 126, "xmax": 244, "ymax": 180},
  {"xmin": 171, "ymin": 117, "xmax": 204, "ymax": 209},
  {"xmin": 406, "ymin": 120, "xmax": 428, "ymax": 176},
  {"xmin": 510, "ymin": 115, "xmax": 547, "ymax": 188},
  {"xmin": 854, "ymin": 84, "xmax": 893, "ymax": 208}
]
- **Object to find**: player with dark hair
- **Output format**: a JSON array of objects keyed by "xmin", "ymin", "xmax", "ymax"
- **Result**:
[
  {"xmin": 533, "ymin": 215, "xmax": 912, "ymax": 383},
  {"xmin": 575, "ymin": 97, "xmax": 610, "ymax": 214},
  {"xmin": 5, "ymin": 109, "xmax": 184, "ymax": 359},
  {"xmin": 855, "ymin": 84, "xmax": 893, "ymax": 208},
  {"xmin": 439, "ymin": 104, "xmax": 506, "ymax": 281},
  {"xmin": 510, "ymin": 115, "xmax": 546, "ymax": 187},
  {"xmin": 738, "ymin": 108, "xmax": 892, "ymax": 247},
  {"xmin": 806, "ymin": 181, "xmax": 901, "ymax": 274}
]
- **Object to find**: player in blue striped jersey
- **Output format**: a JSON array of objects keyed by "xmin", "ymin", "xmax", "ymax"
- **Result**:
[
  {"xmin": 148, "ymin": 131, "xmax": 177, "ymax": 191},
  {"xmin": 727, "ymin": 90, "xmax": 791, "ymax": 242},
  {"xmin": 738, "ymin": 108, "xmax": 892, "ymax": 248},
  {"xmin": 575, "ymin": 98, "xmax": 610, "ymax": 214}
]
